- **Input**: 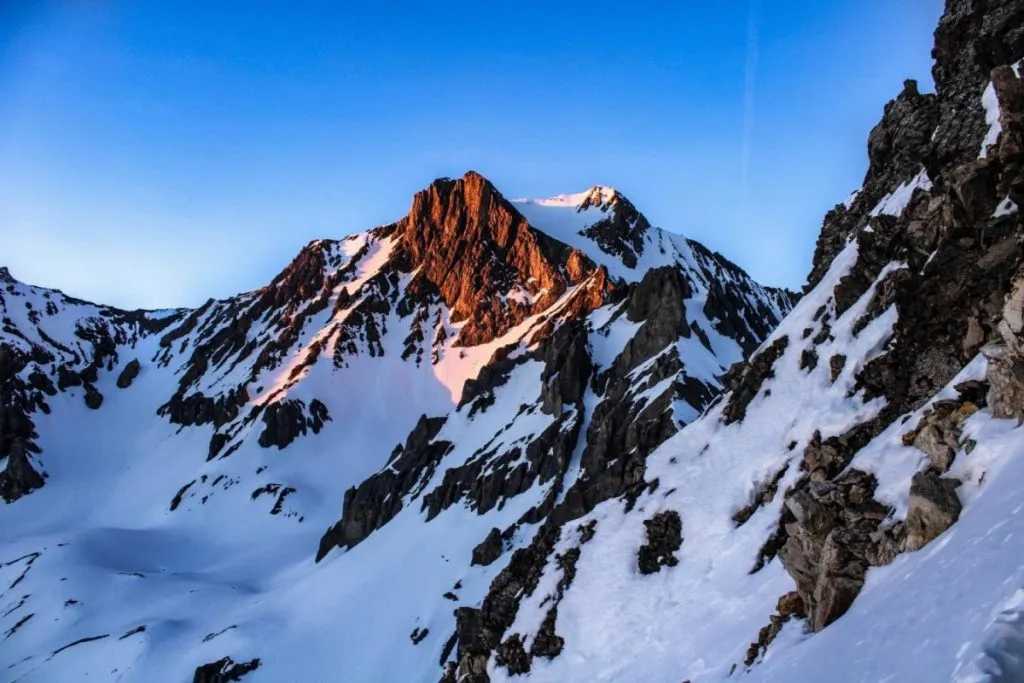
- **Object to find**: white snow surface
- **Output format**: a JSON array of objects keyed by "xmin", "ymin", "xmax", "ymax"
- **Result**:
[
  {"xmin": 980, "ymin": 80, "xmax": 1003, "ymax": 158},
  {"xmin": 869, "ymin": 168, "xmax": 932, "ymax": 218},
  {"xmin": 994, "ymin": 197, "xmax": 1019, "ymax": 218}
]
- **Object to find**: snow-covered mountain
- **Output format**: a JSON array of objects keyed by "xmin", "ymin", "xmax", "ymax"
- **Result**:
[
  {"xmin": 0, "ymin": 166, "xmax": 792, "ymax": 681},
  {"xmin": 3, "ymin": 1, "xmax": 1024, "ymax": 681}
]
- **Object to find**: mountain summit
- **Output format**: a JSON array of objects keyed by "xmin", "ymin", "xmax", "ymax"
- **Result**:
[{"xmin": 0, "ymin": 168, "xmax": 792, "ymax": 682}]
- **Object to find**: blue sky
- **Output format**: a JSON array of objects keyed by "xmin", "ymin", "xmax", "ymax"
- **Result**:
[{"xmin": 1, "ymin": 1, "xmax": 943, "ymax": 309}]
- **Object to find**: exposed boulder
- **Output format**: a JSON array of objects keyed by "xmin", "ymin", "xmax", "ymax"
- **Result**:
[
  {"xmin": 530, "ymin": 607, "xmax": 564, "ymax": 658},
  {"xmin": 84, "ymin": 385, "xmax": 103, "ymax": 410},
  {"xmin": 904, "ymin": 470, "xmax": 962, "ymax": 551},
  {"xmin": 902, "ymin": 398, "xmax": 979, "ymax": 472},
  {"xmin": 828, "ymin": 354, "xmax": 847, "ymax": 382},
  {"xmin": 115, "ymin": 359, "xmax": 140, "ymax": 388},
  {"xmin": 778, "ymin": 469, "xmax": 896, "ymax": 631},
  {"xmin": 637, "ymin": 510, "xmax": 682, "ymax": 575},
  {"xmin": 985, "ymin": 270, "xmax": 1024, "ymax": 420},
  {"xmin": 494, "ymin": 634, "xmax": 530, "ymax": 675},
  {"xmin": 471, "ymin": 527, "xmax": 504, "ymax": 567}
]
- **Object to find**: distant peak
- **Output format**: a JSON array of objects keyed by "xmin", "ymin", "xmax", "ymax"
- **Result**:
[{"xmin": 514, "ymin": 185, "xmax": 623, "ymax": 211}]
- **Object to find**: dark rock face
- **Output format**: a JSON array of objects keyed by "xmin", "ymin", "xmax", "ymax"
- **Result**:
[
  {"xmin": 577, "ymin": 188, "xmax": 650, "ymax": 268},
  {"xmin": 637, "ymin": 510, "xmax": 682, "ymax": 574},
  {"xmin": 115, "ymin": 359, "xmax": 140, "ymax": 388},
  {"xmin": 494, "ymin": 634, "xmax": 530, "ymax": 675},
  {"xmin": 471, "ymin": 527, "xmax": 504, "ymax": 567},
  {"xmin": 0, "ymin": 439, "xmax": 45, "ymax": 504},
  {"xmin": 689, "ymin": 242, "xmax": 799, "ymax": 354},
  {"xmin": 985, "ymin": 271, "xmax": 1024, "ymax": 419},
  {"xmin": 0, "ymin": 344, "xmax": 47, "ymax": 502},
  {"xmin": 808, "ymin": 81, "xmax": 939, "ymax": 290},
  {"xmin": 317, "ymin": 415, "xmax": 450, "ymax": 559},
  {"xmin": 721, "ymin": 336, "xmax": 789, "ymax": 425},
  {"xmin": 192, "ymin": 656, "xmax": 261, "ymax": 683},
  {"xmin": 444, "ymin": 522, "xmax": 594, "ymax": 681},
  {"xmin": 257, "ymin": 398, "xmax": 330, "ymax": 450}
]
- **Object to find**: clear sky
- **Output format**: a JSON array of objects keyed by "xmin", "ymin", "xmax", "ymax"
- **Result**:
[{"xmin": 1, "ymin": 1, "xmax": 944, "ymax": 309}]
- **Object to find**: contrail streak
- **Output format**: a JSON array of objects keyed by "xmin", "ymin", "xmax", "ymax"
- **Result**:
[{"xmin": 740, "ymin": 0, "xmax": 761, "ymax": 208}]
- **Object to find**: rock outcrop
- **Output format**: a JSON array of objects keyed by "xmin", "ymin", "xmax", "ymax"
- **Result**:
[
  {"xmin": 771, "ymin": 0, "xmax": 1024, "ymax": 638},
  {"xmin": 192, "ymin": 656, "xmax": 261, "ymax": 683}
]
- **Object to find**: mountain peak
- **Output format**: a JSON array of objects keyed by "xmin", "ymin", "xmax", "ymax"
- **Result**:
[
  {"xmin": 395, "ymin": 171, "xmax": 609, "ymax": 347},
  {"xmin": 514, "ymin": 184, "xmax": 623, "ymax": 211}
]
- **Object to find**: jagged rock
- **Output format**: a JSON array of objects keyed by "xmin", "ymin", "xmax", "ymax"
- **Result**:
[
  {"xmin": 530, "ymin": 607, "xmax": 564, "ymax": 659},
  {"xmin": 904, "ymin": 470, "xmax": 962, "ymax": 551},
  {"xmin": 495, "ymin": 634, "xmax": 531, "ymax": 675},
  {"xmin": 800, "ymin": 348, "xmax": 819, "ymax": 372},
  {"xmin": 955, "ymin": 379, "xmax": 990, "ymax": 406},
  {"xmin": 257, "ymin": 398, "xmax": 329, "ymax": 450},
  {"xmin": 397, "ymin": 171, "xmax": 606, "ymax": 347},
  {"xmin": 982, "ymin": 342, "xmax": 1024, "ymax": 420},
  {"xmin": 27, "ymin": 369, "xmax": 55, "ymax": 396},
  {"xmin": 539, "ymin": 320, "xmax": 592, "ymax": 416},
  {"xmin": 808, "ymin": 79, "xmax": 939, "ymax": 289},
  {"xmin": 192, "ymin": 656, "xmax": 261, "ymax": 683},
  {"xmin": 115, "ymin": 359, "xmax": 140, "ymax": 389},
  {"xmin": 411, "ymin": 627, "xmax": 429, "ymax": 645},
  {"xmin": 56, "ymin": 365, "xmax": 82, "ymax": 390},
  {"xmin": 317, "ymin": 415, "xmax": 450, "ymax": 559},
  {"xmin": 637, "ymin": 510, "xmax": 682, "ymax": 575},
  {"xmin": 471, "ymin": 527, "xmax": 504, "ymax": 566},
  {"xmin": 985, "ymin": 271, "xmax": 1024, "ymax": 419},
  {"xmin": 902, "ymin": 399, "xmax": 978, "ymax": 472},
  {"xmin": 801, "ymin": 423, "xmax": 876, "ymax": 482}
]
